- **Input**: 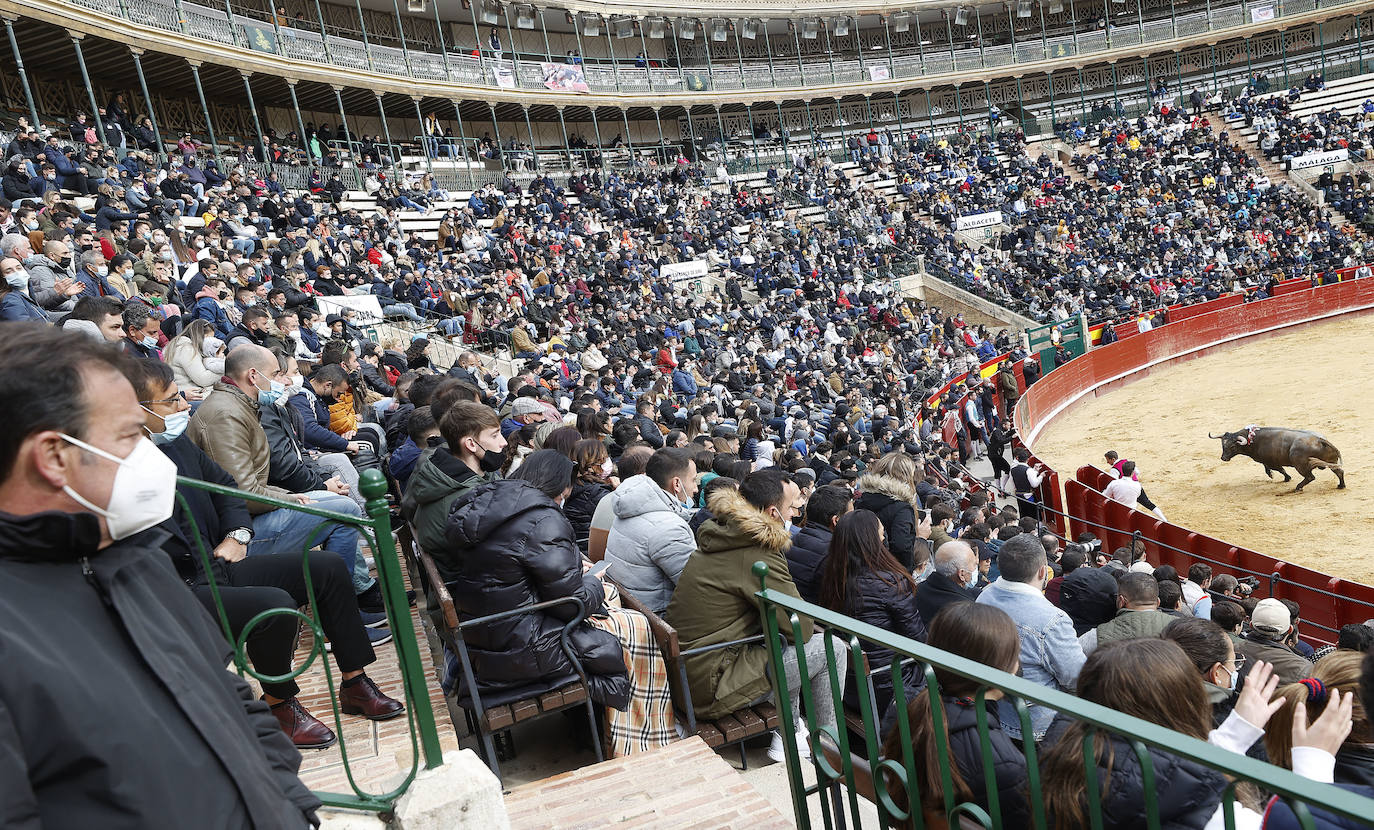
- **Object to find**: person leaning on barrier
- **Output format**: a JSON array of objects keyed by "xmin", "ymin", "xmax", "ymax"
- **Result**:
[
  {"xmin": 881, "ymin": 602, "xmax": 1029, "ymax": 829},
  {"xmin": 0, "ymin": 323, "xmax": 321, "ymax": 827},
  {"xmin": 128, "ymin": 357, "xmax": 403, "ymax": 749},
  {"xmin": 1040, "ymin": 639, "xmax": 1351, "ymax": 830}
]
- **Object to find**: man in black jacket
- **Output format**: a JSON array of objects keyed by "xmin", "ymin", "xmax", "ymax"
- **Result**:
[
  {"xmin": 786, "ymin": 484, "xmax": 852, "ymax": 605},
  {"xmin": 916, "ymin": 541, "xmax": 982, "ymax": 624},
  {"xmin": 130, "ymin": 358, "xmax": 404, "ymax": 747},
  {"xmin": 0, "ymin": 323, "xmax": 319, "ymax": 827}
]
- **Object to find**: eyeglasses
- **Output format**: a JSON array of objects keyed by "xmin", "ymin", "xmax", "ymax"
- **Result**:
[
  {"xmin": 139, "ymin": 396, "xmax": 183, "ymax": 406},
  {"xmin": 1229, "ymin": 654, "xmax": 1247, "ymax": 671}
]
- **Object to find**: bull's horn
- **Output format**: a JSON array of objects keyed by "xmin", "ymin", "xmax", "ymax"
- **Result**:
[{"xmin": 1208, "ymin": 432, "xmax": 1222, "ymax": 439}]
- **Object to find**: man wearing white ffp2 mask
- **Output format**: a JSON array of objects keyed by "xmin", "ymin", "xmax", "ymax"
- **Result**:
[{"xmin": 0, "ymin": 324, "xmax": 322, "ymax": 826}]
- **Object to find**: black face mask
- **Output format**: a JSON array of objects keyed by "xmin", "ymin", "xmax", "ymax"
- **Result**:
[
  {"xmin": 218, "ymin": 290, "xmax": 230, "ymax": 300},
  {"xmin": 57, "ymin": 256, "xmax": 71, "ymax": 270},
  {"xmin": 478, "ymin": 447, "xmax": 505, "ymax": 473}
]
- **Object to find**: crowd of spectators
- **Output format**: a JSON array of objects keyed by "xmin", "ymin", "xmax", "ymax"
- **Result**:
[
  {"xmin": 4, "ymin": 85, "xmax": 1374, "ymax": 828},
  {"xmin": 887, "ymin": 108, "xmax": 1368, "ymax": 326}
]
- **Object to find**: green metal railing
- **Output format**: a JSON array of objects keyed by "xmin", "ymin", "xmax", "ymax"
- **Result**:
[
  {"xmin": 179, "ymin": 469, "xmax": 443, "ymax": 814},
  {"xmin": 752, "ymin": 561, "xmax": 1374, "ymax": 830}
]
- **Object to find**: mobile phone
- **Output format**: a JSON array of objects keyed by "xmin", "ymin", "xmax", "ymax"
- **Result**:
[
  {"xmin": 589, "ymin": 560, "xmax": 611, "ymax": 577},
  {"xmin": 918, "ymin": 509, "xmax": 929, "ymax": 522}
]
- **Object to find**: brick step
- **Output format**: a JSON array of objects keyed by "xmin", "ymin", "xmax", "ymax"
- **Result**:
[{"xmin": 503, "ymin": 735, "xmax": 793, "ymax": 829}]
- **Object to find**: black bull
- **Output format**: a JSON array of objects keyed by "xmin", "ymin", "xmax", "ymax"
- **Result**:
[{"xmin": 1209, "ymin": 427, "xmax": 1346, "ymax": 492}]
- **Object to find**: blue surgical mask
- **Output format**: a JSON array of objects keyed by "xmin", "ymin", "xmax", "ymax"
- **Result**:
[
  {"xmin": 5, "ymin": 268, "xmax": 28, "ymax": 292},
  {"xmin": 141, "ymin": 334, "xmax": 158, "ymax": 349},
  {"xmin": 256, "ymin": 378, "xmax": 286, "ymax": 406},
  {"xmin": 144, "ymin": 408, "xmax": 190, "ymax": 443},
  {"xmin": 964, "ymin": 571, "xmax": 979, "ymax": 589}
]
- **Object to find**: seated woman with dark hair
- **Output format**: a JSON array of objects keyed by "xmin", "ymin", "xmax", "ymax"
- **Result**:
[{"xmin": 819, "ymin": 508, "xmax": 926, "ymax": 719}]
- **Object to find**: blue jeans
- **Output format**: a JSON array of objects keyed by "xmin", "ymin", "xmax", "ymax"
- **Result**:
[{"xmin": 249, "ymin": 491, "xmax": 374, "ymax": 594}]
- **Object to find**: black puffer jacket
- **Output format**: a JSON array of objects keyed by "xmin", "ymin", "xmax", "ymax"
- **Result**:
[
  {"xmin": 854, "ymin": 472, "xmax": 920, "ymax": 570},
  {"xmin": 943, "ymin": 697, "xmax": 1030, "ymax": 827},
  {"xmin": 1043, "ymin": 718, "xmax": 1228, "ymax": 830},
  {"xmin": 786, "ymin": 524, "xmax": 832, "ymax": 605},
  {"xmin": 445, "ymin": 478, "xmax": 630, "ymax": 710},
  {"xmin": 837, "ymin": 569, "xmax": 927, "ymax": 717},
  {"xmin": 564, "ymin": 480, "xmax": 610, "ymax": 554}
]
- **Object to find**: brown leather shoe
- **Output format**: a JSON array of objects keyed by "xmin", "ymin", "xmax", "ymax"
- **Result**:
[
  {"xmin": 268, "ymin": 697, "xmax": 338, "ymax": 750},
  {"xmin": 339, "ymin": 675, "xmax": 405, "ymax": 721}
]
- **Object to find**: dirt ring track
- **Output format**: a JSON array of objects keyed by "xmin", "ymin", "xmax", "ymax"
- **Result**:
[{"xmin": 1031, "ymin": 311, "xmax": 1374, "ymax": 585}]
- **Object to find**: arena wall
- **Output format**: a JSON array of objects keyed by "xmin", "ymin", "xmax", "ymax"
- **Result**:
[{"xmin": 1015, "ymin": 277, "xmax": 1374, "ymax": 642}]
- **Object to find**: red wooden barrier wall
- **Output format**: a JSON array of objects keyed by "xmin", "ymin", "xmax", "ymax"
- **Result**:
[{"xmin": 1016, "ymin": 278, "xmax": 1374, "ymax": 643}]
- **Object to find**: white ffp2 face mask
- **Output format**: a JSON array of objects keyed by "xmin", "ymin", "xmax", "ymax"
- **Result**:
[{"xmin": 59, "ymin": 434, "xmax": 177, "ymax": 540}]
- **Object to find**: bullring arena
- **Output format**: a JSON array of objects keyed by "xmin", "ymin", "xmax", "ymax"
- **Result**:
[{"xmin": 1032, "ymin": 310, "xmax": 1374, "ymax": 584}]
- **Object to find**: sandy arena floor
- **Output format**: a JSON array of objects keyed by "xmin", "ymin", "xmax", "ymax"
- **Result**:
[{"xmin": 1031, "ymin": 312, "xmax": 1374, "ymax": 584}]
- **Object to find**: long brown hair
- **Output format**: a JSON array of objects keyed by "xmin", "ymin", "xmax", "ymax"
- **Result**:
[
  {"xmin": 571, "ymin": 438, "xmax": 610, "ymax": 485},
  {"xmin": 1265, "ymin": 651, "xmax": 1370, "ymax": 767},
  {"xmin": 880, "ymin": 603, "xmax": 1020, "ymax": 819},
  {"xmin": 819, "ymin": 509, "xmax": 916, "ymax": 615},
  {"xmin": 1040, "ymin": 639, "xmax": 1211, "ymax": 829}
]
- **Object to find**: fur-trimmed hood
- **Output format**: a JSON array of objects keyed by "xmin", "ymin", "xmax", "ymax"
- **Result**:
[
  {"xmin": 853, "ymin": 472, "xmax": 919, "ymax": 506},
  {"xmin": 699, "ymin": 486, "xmax": 792, "ymax": 554}
]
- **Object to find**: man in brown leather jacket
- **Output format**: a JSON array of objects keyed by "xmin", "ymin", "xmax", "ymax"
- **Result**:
[{"xmin": 187, "ymin": 344, "xmax": 373, "ymax": 596}]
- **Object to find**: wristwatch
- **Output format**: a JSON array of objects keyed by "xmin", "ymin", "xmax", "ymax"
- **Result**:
[{"xmin": 227, "ymin": 528, "xmax": 253, "ymax": 545}]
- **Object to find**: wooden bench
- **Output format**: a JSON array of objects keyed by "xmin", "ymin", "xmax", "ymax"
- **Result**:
[
  {"xmin": 406, "ymin": 533, "xmax": 604, "ymax": 783},
  {"xmin": 613, "ymin": 584, "xmax": 779, "ymax": 768}
]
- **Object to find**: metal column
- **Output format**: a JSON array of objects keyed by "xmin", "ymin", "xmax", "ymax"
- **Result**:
[
  {"xmin": 287, "ymin": 80, "xmax": 309, "ymax": 160},
  {"xmin": 428, "ymin": 0, "xmax": 451, "ymax": 79},
  {"xmin": 240, "ymin": 73, "xmax": 266, "ymax": 162},
  {"xmin": 638, "ymin": 21, "xmax": 655, "ymax": 92},
  {"xmin": 587, "ymin": 106, "xmax": 604, "ymax": 169},
  {"xmin": 488, "ymin": 104, "xmax": 503, "ymax": 168},
  {"xmin": 744, "ymin": 103, "xmax": 760, "ymax": 170},
  {"xmin": 188, "ymin": 61, "xmax": 219, "ymax": 163},
  {"xmin": 452, "ymin": 99, "xmax": 475, "ymax": 186},
  {"xmin": 620, "ymin": 107, "xmax": 635, "ymax": 167},
  {"xmin": 389, "ymin": 0, "xmax": 413, "ymax": 76},
  {"xmin": 352, "ymin": 0, "xmax": 375, "ymax": 71},
  {"xmin": 375, "ymin": 94, "xmax": 396, "ymax": 165},
  {"xmin": 311, "ymin": 0, "xmax": 331, "ymax": 63},
  {"xmin": 555, "ymin": 105, "xmax": 572, "ymax": 170},
  {"xmin": 130, "ymin": 48, "xmax": 164, "ymax": 157},
  {"xmin": 412, "ymin": 97, "xmax": 433, "ymax": 174},
  {"xmin": 332, "ymin": 86, "xmax": 356, "ymax": 170},
  {"xmin": 523, "ymin": 105, "xmax": 539, "ymax": 171},
  {"xmin": 4, "ymin": 17, "xmax": 41, "ymax": 130},
  {"xmin": 70, "ymin": 35, "xmax": 108, "ymax": 147}
]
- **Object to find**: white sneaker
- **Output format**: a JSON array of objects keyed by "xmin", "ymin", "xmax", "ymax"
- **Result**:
[{"xmin": 765, "ymin": 728, "xmax": 813, "ymax": 764}]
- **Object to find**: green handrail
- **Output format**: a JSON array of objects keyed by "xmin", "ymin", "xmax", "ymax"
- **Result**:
[
  {"xmin": 176, "ymin": 469, "xmax": 443, "ymax": 814},
  {"xmin": 752, "ymin": 560, "xmax": 1370, "ymax": 830}
]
